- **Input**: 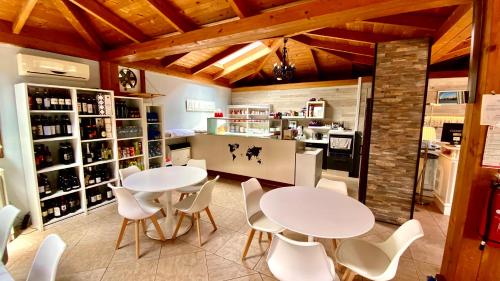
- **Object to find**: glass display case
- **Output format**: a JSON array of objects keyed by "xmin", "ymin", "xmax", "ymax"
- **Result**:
[{"xmin": 207, "ymin": 118, "xmax": 287, "ymax": 139}]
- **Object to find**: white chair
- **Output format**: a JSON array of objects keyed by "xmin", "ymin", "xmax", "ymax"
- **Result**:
[
  {"xmin": 316, "ymin": 178, "xmax": 348, "ymax": 196},
  {"xmin": 172, "ymin": 175, "xmax": 219, "ymax": 246},
  {"xmin": 0, "ymin": 205, "xmax": 20, "ymax": 263},
  {"xmin": 26, "ymin": 234, "xmax": 66, "ymax": 281},
  {"xmin": 119, "ymin": 166, "xmax": 166, "ymax": 217},
  {"xmin": 335, "ymin": 219, "xmax": 424, "ymax": 281},
  {"xmin": 176, "ymin": 159, "xmax": 207, "ymax": 202},
  {"xmin": 241, "ymin": 178, "xmax": 285, "ymax": 260},
  {"xmin": 109, "ymin": 184, "xmax": 166, "ymax": 259},
  {"xmin": 267, "ymin": 233, "xmax": 340, "ymax": 281}
]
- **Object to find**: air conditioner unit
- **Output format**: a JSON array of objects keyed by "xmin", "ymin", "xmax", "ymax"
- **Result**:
[{"xmin": 17, "ymin": 54, "xmax": 90, "ymax": 81}]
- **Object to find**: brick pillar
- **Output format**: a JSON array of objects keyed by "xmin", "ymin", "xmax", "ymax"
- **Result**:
[{"xmin": 365, "ymin": 38, "xmax": 430, "ymax": 225}]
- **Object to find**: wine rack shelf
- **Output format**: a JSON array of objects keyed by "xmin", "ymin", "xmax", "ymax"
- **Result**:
[
  {"xmin": 119, "ymin": 154, "xmax": 144, "ymax": 161},
  {"xmin": 33, "ymin": 136, "xmax": 76, "ymax": 143},
  {"xmin": 87, "ymin": 198, "xmax": 116, "ymax": 212},
  {"xmin": 117, "ymin": 136, "xmax": 143, "ymax": 141},
  {"xmin": 41, "ymin": 188, "xmax": 82, "ymax": 202},
  {"xmin": 145, "ymin": 103, "xmax": 165, "ymax": 168},
  {"xmin": 85, "ymin": 178, "xmax": 118, "ymax": 190},
  {"xmin": 44, "ymin": 209, "xmax": 84, "ymax": 226},
  {"xmin": 83, "ymin": 159, "xmax": 116, "ymax": 168},
  {"xmin": 81, "ymin": 137, "xmax": 114, "ymax": 143},
  {"xmin": 30, "ymin": 110, "xmax": 74, "ymax": 114},
  {"xmin": 36, "ymin": 163, "xmax": 80, "ymax": 174}
]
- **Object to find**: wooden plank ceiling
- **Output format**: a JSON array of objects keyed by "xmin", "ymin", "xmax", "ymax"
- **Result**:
[{"xmin": 0, "ymin": 0, "xmax": 472, "ymax": 88}]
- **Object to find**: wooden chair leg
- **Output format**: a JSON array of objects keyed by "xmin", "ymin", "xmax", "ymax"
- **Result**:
[
  {"xmin": 115, "ymin": 218, "xmax": 128, "ymax": 250},
  {"xmin": 175, "ymin": 193, "xmax": 187, "ymax": 215},
  {"xmin": 154, "ymin": 198, "xmax": 160, "ymax": 203},
  {"xmin": 134, "ymin": 220, "xmax": 140, "ymax": 259},
  {"xmin": 150, "ymin": 214, "xmax": 166, "ymax": 241},
  {"xmin": 342, "ymin": 269, "xmax": 351, "ymax": 281},
  {"xmin": 267, "ymin": 232, "xmax": 272, "ymax": 242},
  {"xmin": 172, "ymin": 212, "xmax": 185, "ymax": 240},
  {"xmin": 259, "ymin": 231, "xmax": 263, "ymax": 242},
  {"xmin": 195, "ymin": 212, "xmax": 202, "ymax": 247},
  {"xmin": 160, "ymin": 208, "xmax": 167, "ymax": 218},
  {"xmin": 242, "ymin": 229, "xmax": 256, "ymax": 260},
  {"xmin": 346, "ymin": 270, "xmax": 356, "ymax": 281},
  {"xmin": 140, "ymin": 219, "xmax": 147, "ymax": 235},
  {"xmin": 205, "ymin": 207, "xmax": 217, "ymax": 231}
]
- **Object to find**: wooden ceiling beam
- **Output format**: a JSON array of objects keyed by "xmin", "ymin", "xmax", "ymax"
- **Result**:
[
  {"xmin": 52, "ymin": 0, "xmax": 102, "ymax": 50},
  {"xmin": 433, "ymin": 46, "xmax": 470, "ymax": 63},
  {"xmin": 106, "ymin": 0, "xmax": 470, "ymax": 62},
  {"xmin": 292, "ymin": 35, "xmax": 374, "ymax": 57},
  {"xmin": 248, "ymin": 39, "xmax": 282, "ymax": 80},
  {"xmin": 228, "ymin": 0, "xmax": 257, "ymax": 18},
  {"xmin": 0, "ymin": 19, "xmax": 100, "ymax": 60},
  {"xmin": 160, "ymin": 52, "xmax": 189, "ymax": 67},
  {"xmin": 68, "ymin": 0, "xmax": 148, "ymax": 43},
  {"xmin": 144, "ymin": 0, "xmax": 197, "ymax": 33},
  {"xmin": 431, "ymin": 4, "xmax": 472, "ymax": 63},
  {"xmin": 124, "ymin": 60, "xmax": 229, "ymax": 87},
  {"xmin": 230, "ymin": 68, "xmax": 259, "ymax": 84},
  {"xmin": 364, "ymin": 14, "xmax": 445, "ymax": 30},
  {"xmin": 316, "ymin": 48, "xmax": 374, "ymax": 65},
  {"xmin": 190, "ymin": 44, "xmax": 247, "ymax": 75},
  {"xmin": 307, "ymin": 27, "xmax": 402, "ymax": 43},
  {"xmin": 12, "ymin": 0, "xmax": 38, "ymax": 34},
  {"xmin": 214, "ymin": 45, "xmax": 271, "ymax": 79}
]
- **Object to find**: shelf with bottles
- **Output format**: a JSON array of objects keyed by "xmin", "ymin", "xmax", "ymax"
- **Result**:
[
  {"xmin": 86, "ymin": 183, "xmax": 116, "ymax": 208},
  {"xmin": 83, "ymin": 162, "xmax": 115, "ymax": 189},
  {"xmin": 81, "ymin": 141, "xmax": 114, "ymax": 166},
  {"xmin": 147, "ymin": 140, "xmax": 162, "ymax": 158},
  {"xmin": 37, "ymin": 166, "xmax": 81, "ymax": 201},
  {"xmin": 76, "ymin": 90, "xmax": 113, "ymax": 117},
  {"xmin": 227, "ymin": 104, "xmax": 271, "ymax": 119},
  {"xmin": 28, "ymin": 86, "xmax": 74, "ymax": 113},
  {"xmin": 117, "ymin": 139, "xmax": 143, "ymax": 160},
  {"xmin": 119, "ymin": 159, "xmax": 145, "ymax": 170},
  {"xmin": 115, "ymin": 96, "xmax": 142, "ymax": 119},
  {"xmin": 41, "ymin": 192, "xmax": 83, "ymax": 226},
  {"xmin": 79, "ymin": 117, "xmax": 113, "ymax": 141},
  {"xmin": 34, "ymin": 142, "xmax": 78, "ymax": 173},
  {"xmin": 30, "ymin": 114, "xmax": 75, "ymax": 141}
]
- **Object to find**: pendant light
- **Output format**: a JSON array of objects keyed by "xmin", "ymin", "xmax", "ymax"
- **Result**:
[{"xmin": 273, "ymin": 38, "xmax": 295, "ymax": 82}]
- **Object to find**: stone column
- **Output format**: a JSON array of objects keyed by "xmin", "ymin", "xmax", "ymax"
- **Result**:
[{"xmin": 365, "ymin": 38, "xmax": 430, "ymax": 225}]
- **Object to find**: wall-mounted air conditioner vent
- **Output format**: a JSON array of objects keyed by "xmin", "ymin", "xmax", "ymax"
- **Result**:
[{"xmin": 17, "ymin": 54, "xmax": 90, "ymax": 81}]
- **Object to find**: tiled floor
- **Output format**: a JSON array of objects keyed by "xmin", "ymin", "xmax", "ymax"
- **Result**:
[{"xmin": 5, "ymin": 177, "xmax": 449, "ymax": 281}]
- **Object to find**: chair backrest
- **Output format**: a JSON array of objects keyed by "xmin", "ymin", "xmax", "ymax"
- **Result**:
[
  {"xmin": 186, "ymin": 176, "xmax": 219, "ymax": 213},
  {"xmin": 108, "ymin": 184, "xmax": 151, "ymax": 220},
  {"xmin": 267, "ymin": 234, "xmax": 336, "ymax": 281},
  {"xmin": 187, "ymin": 159, "xmax": 207, "ymax": 170},
  {"xmin": 376, "ymin": 219, "xmax": 424, "ymax": 280},
  {"xmin": 119, "ymin": 165, "xmax": 141, "ymax": 185},
  {"xmin": 0, "ymin": 205, "xmax": 20, "ymax": 260},
  {"xmin": 241, "ymin": 178, "xmax": 265, "ymax": 226},
  {"xmin": 26, "ymin": 234, "xmax": 66, "ymax": 281},
  {"xmin": 316, "ymin": 178, "xmax": 348, "ymax": 196}
]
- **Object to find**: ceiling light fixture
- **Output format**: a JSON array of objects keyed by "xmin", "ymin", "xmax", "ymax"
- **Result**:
[{"xmin": 273, "ymin": 37, "xmax": 295, "ymax": 82}]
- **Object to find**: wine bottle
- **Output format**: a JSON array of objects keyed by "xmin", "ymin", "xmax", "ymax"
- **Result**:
[
  {"xmin": 60, "ymin": 197, "xmax": 68, "ymax": 216},
  {"xmin": 43, "ymin": 91, "xmax": 51, "ymax": 110},
  {"xmin": 53, "ymin": 201, "xmax": 61, "ymax": 218},
  {"xmin": 58, "ymin": 94, "xmax": 65, "ymax": 111},
  {"xmin": 48, "ymin": 117, "xmax": 56, "ymax": 137},
  {"xmin": 35, "ymin": 89, "xmax": 43, "ymax": 110},
  {"xmin": 63, "ymin": 115, "xmax": 72, "ymax": 136},
  {"xmin": 44, "ymin": 146, "xmax": 53, "ymax": 167},
  {"xmin": 87, "ymin": 96, "xmax": 94, "ymax": 115},
  {"xmin": 82, "ymin": 96, "xmax": 88, "ymax": 115},
  {"xmin": 64, "ymin": 94, "xmax": 72, "ymax": 110},
  {"xmin": 47, "ymin": 202, "xmax": 54, "ymax": 221},
  {"xmin": 87, "ymin": 167, "xmax": 95, "ymax": 185},
  {"xmin": 50, "ymin": 92, "xmax": 58, "ymax": 110},
  {"xmin": 85, "ymin": 143, "xmax": 93, "ymax": 164},
  {"xmin": 41, "ymin": 201, "xmax": 48, "ymax": 223},
  {"xmin": 42, "ymin": 116, "xmax": 51, "ymax": 138},
  {"xmin": 54, "ymin": 116, "xmax": 61, "ymax": 136}
]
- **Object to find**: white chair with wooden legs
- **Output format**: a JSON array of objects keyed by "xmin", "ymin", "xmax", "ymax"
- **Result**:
[
  {"xmin": 176, "ymin": 159, "xmax": 207, "ymax": 202},
  {"xmin": 241, "ymin": 178, "xmax": 285, "ymax": 260},
  {"xmin": 267, "ymin": 233, "xmax": 340, "ymax": 281},
  {"xmin": 0, "ymin": 205, "xmax": 20, "ymax": 263},
  {"xmin": 26, "ymin": 234, "xmax": 66, "ymax": 281},
  {"xmin": 316, "ymin": 178, "xmax": 348, "ymax": 196},
  {"xmin": 336, "ymin": 219, "xmax": 424, "ymax": 281},
  {"xmin": 172, "ymin": 175, "xmax": 219, "ymax": 246},
  {"xmin": 119, "ymin": 166, "xmax": 166, "ymax": 217},
  {"xmin": 109, "ymin": 184, "xmax": 166, "ymax": 259}
]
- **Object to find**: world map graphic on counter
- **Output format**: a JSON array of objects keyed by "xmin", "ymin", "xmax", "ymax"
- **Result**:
[{"xmin": 228, "ymin": 143, "xmax": 263, "ymax": 164}]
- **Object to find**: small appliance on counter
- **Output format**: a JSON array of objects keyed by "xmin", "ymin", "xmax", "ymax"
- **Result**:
[{"xmin": 328, "ymin": 131, "xmax": 361, "ymax": 177}]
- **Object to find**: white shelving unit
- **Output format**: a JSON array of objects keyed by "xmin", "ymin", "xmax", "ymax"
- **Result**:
[
  {"xmin": 227, "ymin": 104, "xmax": 271, "ymax": 119},
  {"xmin": 115, "ymin": 96, "xmax": 147, "ymax": 170},
  {"xmin": 15, "ymin": 83, "xmax": 119, "ymax": 230},
  {"xmin": 144, "ymin": 103, "xmax": 165, "ymax": 169}
]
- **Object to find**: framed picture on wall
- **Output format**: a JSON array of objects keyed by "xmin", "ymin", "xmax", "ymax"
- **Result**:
[{"xmin": 437, "ymin": 90, "xmax": 468, "ymax": 104}]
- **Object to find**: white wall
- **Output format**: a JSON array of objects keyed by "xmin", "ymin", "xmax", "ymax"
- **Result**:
[
  {"xmin": 145, "ymin": 71, "xmax": 231, "ymax": 131},
  {"xmin": 0, "ymin": 43, "xmax": 100, "ymax": 217}
]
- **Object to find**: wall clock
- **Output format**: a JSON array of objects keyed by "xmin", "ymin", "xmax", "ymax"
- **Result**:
[{"xmin": 118, "ymin": 68, "xmax": 137, "ymax": 89}]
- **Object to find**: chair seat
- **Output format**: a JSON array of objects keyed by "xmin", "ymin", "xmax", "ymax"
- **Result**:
[
  {"xmin": 0, "ymin": 264, "xmax": 13, "ymax": 281},
  {"xmin": 268, "ymin": 251, "xmax": 339, "ymax": 281},
  {"xmin": 134, "ymin": 191, "xmax": 164, "ymax": 201},
  {"xmin": 173, "ymin": 194, "xmax": 197, "ymax": 213},
  {"xmin": 336, "ymin": 239, "xmax": 391, "ymax": 280},
  {"xmin": 249, "ymin": 211, "xmax": 285, "ymax": 233},
  {"xmin": 176, "ymin": 183, "xmax": 203, "ymax": 193},
  {"xmin": 126, "ymin": 200, "xmax": 163, "ymax": 220}
]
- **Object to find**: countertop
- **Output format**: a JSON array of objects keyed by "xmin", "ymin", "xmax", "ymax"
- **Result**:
[{"xmin": 297, "ymin": 138, "xmax": 329, "ymax": 144}]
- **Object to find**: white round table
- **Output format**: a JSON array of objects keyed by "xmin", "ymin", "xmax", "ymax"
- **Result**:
[
  {"xmin": 123, "ymin": 166, "xmax": 207, "ymax": 240},
  {"xmin": 260, "ymin": 186, "xmax": 375, "ymax": 240}
]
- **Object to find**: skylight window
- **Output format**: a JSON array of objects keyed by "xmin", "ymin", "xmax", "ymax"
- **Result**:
[{"xmin": 214, "ymin": 41, "xmax": 267, "ymax": 68}]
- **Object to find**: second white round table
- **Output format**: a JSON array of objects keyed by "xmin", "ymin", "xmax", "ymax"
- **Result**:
[
  {"xmin": 260, "ymin": 186, "xmax": 375, "ymax": 240},
  {"xmin": 123, "ymin": 166, "xmax": 207, "ymax": 240}
]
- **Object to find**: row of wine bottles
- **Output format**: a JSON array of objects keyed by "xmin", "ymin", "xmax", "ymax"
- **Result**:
[
  {"xmin": 29, "ymin": 88, "xmax": 72, "ymax": 111},
  {"xmin": 79, "ymin": 118, "xmax": 112, "ymax": 140},
  {"xmin": 34, "ymin": 143, "xmax": 75, "ymax": 170},
  {"xmin": 83, "ymin": 143, "xmax": 113, "ymax": 165},
  {"xmin": 87, "ymin": 186, "xmax": 115, "ymax": 208},
  {"xmin": 38, "ymin": 169, "xmax": 80, "ymax": 199},
  {"xmin": 31, "ymin": 115, "xmax": 72, "ymax": 140},
  {"xmin": 84, "ymin": 165, "xmax": 112, "ymax": 187},
  {"xmin": 77, "ymin": 94, "xmax": 112, "ymax": 116},
  {"xmin": 115, "ymin": 101, "xmax": 140, "ymax": 119},
  {"xmin": 41, "ymin": 193, "xmax": 80, "ymax": 224}
]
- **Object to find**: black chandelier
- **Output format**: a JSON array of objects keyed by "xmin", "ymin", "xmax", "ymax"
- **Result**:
[{"xmin": 273, "ymin": 38, "xmax": 295, "ymax": 82}]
